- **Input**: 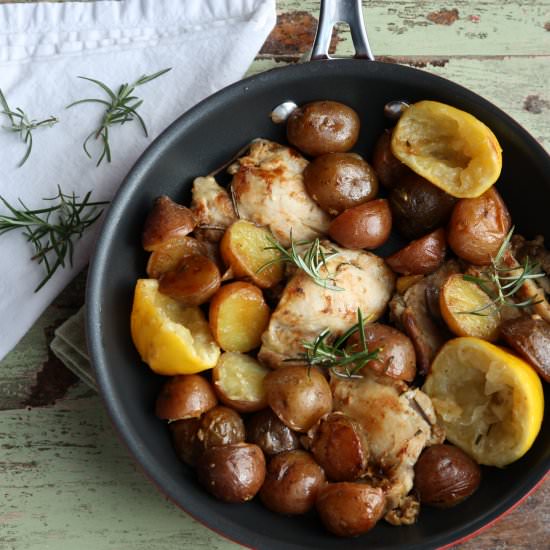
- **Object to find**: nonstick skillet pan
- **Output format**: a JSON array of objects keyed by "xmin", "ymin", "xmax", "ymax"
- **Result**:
[{"xmin": 87, "ymin": 0, "xmax": 550, "ymax": 548}]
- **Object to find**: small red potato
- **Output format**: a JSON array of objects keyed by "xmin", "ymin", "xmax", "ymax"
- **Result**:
[
  {"xmin": 155, "ymin": 374, "xmax": 217, "ymax": 420},
  {"xmin": 197, "ymin": 443, "xmax": 266, "ymax": 503},
  {"xmin": 169, "ymin": 418, "xmax": 201, "ymax": 466},
  {"xmin": 246, "ymin": 409, "xmax": 301, "ymax": 456},
  {"xmin": 372, "ymin": 128, "xmax": 411, "ymax": 188},
  {"xmin": 195, "ymin": 406, "xmax": 245, "ymax": 451},
  {"xmin": 146, "ymin": 236, "xmax": 208, "ymax": 279}
]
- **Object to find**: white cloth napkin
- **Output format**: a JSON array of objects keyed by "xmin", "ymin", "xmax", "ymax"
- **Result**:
[{"xmin": 0, "ymin": 0, "xmax": 276, "ymax": 361}]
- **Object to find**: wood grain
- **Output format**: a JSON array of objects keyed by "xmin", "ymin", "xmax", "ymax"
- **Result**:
[{"xmin": 0, "ymin": 0, "xmax": 548, "ymax": 548}]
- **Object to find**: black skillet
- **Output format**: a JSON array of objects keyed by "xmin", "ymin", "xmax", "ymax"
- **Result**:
[{"xmin": 87, "ymin": 0, "xmax": 550, "ymax": 548}]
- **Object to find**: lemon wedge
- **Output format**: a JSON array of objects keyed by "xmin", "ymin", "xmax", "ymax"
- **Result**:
[
  {"xmin": 423, "ymin": 337, "xmax": 544, "ymax": 467},
  {"xmin": 131, "ymin": 279, "xmax": 220, "ymax": 375},
  {"xmin": 391, "ymin": 101, "xmax": 502, "ymax": 198}
]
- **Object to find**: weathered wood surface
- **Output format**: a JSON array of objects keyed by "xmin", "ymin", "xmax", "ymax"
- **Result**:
[{"xmin": 0, "ymin": 0, "xmax": 549, "ymax": 549}]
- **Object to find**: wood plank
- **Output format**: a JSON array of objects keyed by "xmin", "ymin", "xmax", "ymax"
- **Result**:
[
  {"xmin": 0, "ymin": 397, "xmax": 548, "ymax": 549},
  {"xmin": 274, "ymin": 0, "xmax": 550, "ymax": 57}
]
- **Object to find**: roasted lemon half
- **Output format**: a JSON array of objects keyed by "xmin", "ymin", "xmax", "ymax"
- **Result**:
[
  {"xmin": 131, "ymin": 279, "xmax": 220, "ymax": 375},
  {"xmin": 391, "ymin": 100, "xmax": 502, "ymax": 198},
  {"xmin": 423, "ymin": 337, "xmax": 544, "ymax": 467}
]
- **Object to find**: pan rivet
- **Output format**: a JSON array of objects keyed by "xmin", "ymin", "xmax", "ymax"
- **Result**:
[
  {"xmin": 271, "ymin": 101, "xmax": 299, "ymax": 124},
  {"xmin": 384, "ymin": 100, "xmax": 410, "ymax": 121}
]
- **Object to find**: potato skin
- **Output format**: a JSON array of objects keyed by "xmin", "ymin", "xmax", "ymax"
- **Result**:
[
  {"xmin": 500, "ymin": 317, "xmax": 550, "ymax": 382},
  {"xmin": 265, "ymin": 366, "xmax": 332, "ymax": 433},
  {"xmin": 347, "ymin": 324, "xmax": 416, "ymax": 382},
  {"xmin": 155, "ymin": 374, "xmax": 217, "ymax": 420},
  {"xmin": 316, "ymin": 483, "xmax": 386, "ymax": 537},
  {"xmin": 169, "ymin": 418, "xmax": 201, "ymax": 466},
  {"xmin": 448, "ymin": 187, "xmax": 511, "ymax": 265},
  {"xmin": 304, "ymin": 153, "xmax": 379, "ymax": 216},
  {"xmin": 147, "ymin": 237, "xmax": 208, "ymax": 279},
  {"xmin": 260, "ymin": 450, "xmax": 326, "ymax": 515},
  {"xmin": 385, "ymin": 228, "xmax": 446, "ymax": 275},
  {"xmin": 328, "ymin": 199, "xmax": 392, "ymax": 250},
  {"xmin": 310, "ymin": 413, "xmax": 369, "ymax": 481},
  {"xmin": 372, "ymin": 129, "xmax": 411, "ymax": 188},
  {"xmin": 142, "ymin": 195, "xmax": 197, "ymax": 251},
  {"xmin": 196, "ymin": 406, "xmax": 245, "ymax": 451},
  {"xmin": 389, "ymin": 173, "xmax": 457, "ymax": 240},
  {"xmin": 158, "ymin": 254, "xmax": 221, "ymax": 306},
  {"xmin": 286, "ymin": 101, "xmax": 360, "ymax": 157},
  {"xmin": 198, "ymin": 443, "xmax": 266, "ymax": 503},
  {"xmin": 246, "ymin": 409, "xmax": 300, "ymax": 456},
  {"xmin": 414, "ymin": 444, "xmax": 481, "ymax": 508}
]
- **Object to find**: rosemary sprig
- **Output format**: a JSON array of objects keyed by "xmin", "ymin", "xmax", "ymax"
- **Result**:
[
  {"xmin": 0, "ymin": 187, "xmax": 108, "ymax": 291},
  {"xmin": 258, "ymin": 230, "xmax": 343, "ymax": 291},
  {"xmin": 462, "ymin": 227, "xmax": 545, "ymax": 315},
  {"xmin": 67, "ymin": 68, "xmax": 171, "ymax": 166},
  {"xmin": 0, "ymin": 88, "xmax": 59, "ymax": 167},
  {"xmin": 287, "ymin": 309, "xmax": 379, "ymax": 378}
]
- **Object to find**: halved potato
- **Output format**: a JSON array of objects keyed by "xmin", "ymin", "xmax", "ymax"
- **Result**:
[
  {"xmin": 440, "ymin": 274, "xmax": 500, "ymax": 341},
  {"xmin": 142, "ymin": 196, "xmax": 197, "ymax": 251},
  {"xmin": 146, "ymin": 236, "xmax": 207, "ymax": 279},
  {"xmin": 131, "ymin": 279, "xmax": 220, "ymax": 375},
  {"xmin": 391, "ymin": 101, "xmax": 502, "ymax": 198},
  {"xmin": 220, "ymin": 220, "xmax": 284, "ymax": 288},
  {"xmin": 212, "ymin": 352, "xmax": 270, "ymax": 412},
  {"xmin": 209, "ymin": 282, "xmax": 270, "ymax": 352}
]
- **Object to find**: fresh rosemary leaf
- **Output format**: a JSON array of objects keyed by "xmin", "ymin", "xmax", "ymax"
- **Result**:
[
  {"xmin": 461, "ymin": 227, "xmax": 545, "ymax": 315},
  {"xmin": 67, "ymin": 68, "xmax": 171, "ymax": 166},
  {"xmin": 0, "ymin": 88, "xmax": 59, "ymax": 167},
  {"xmin": 0, "ymin": 187, "xmax": 108, "ymax": 291},
  {"xmin": 260, "ymin": 230, "xmax": 343, "ymax": 291},
  {"xmin": 286, "ymin": 308, "xmax": 379, "ymax": 379}
]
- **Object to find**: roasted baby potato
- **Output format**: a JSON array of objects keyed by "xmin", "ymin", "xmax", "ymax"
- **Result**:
[
  {"xmin": 265, "ymin": 366, "xmax": 332, "ymax": 433},
  {"xmin": 209, "ymin": 282, "xmax": 270, "ymax": 352},
  {"xmin": 142, "ymin": 195, "xmax": 197, "ymax": 251},
  {"xmin": 155, "ymin": 374, "xmax": 217, "ymax": 420},
  {"xmin": 197, "ymin": 443, "xmax": 266, "ymax": 503},
  {"xmin": 500, "ymin": 317, "xmax": 550, "ymax": 382},
  {"xmin": 146, "ymin": 236, "xmax": 208, "ymax": 279},
  {"xmin": 328, "ymin": 199, "xmax": 392, "ymax": 250},
  {"xmin": 385, "ymin": 228, "xmax": 446, "ymax": 275},
  {"xmin": 316, "ymin": 483, "xmax": 386, "ymax": 537},
  {"xmin": 304, "ymin": 153, "xmax": 379, "ymax": 215},
  {"xmin": 389, "ymin": 173, "xmax": 457, "ymax": 240},
  {"xmin": 310, "ymin": 413, "xmax": 369, "ymax": 482},
  {"xmin": 372, "ymin": 128, "xmax": 411, "ymax": 188},
  {"xmin": 448, "ymin": 187, "xmax": 511, "ymax": 265},
  {"xmin": 246, "ymin": 409, "xmax": 300, "ymax": 456},
  {"xmin": 212, "ymin": 352, "xmax": 270, "ymax": 412},
  {"xmin": 220, "ymin": 220, "xmax": 284, "ymax": 288},
  {"xmin": 391, "ymin": 100, "xmax": 502, "ymax": 198},
  {"xmin": 158, "ymin": 254, "xmax": 221, "ymax": 306},
  {"xmin": 196, "ymin": 405, "xmax": 245, "ymax": 451},
  {"xmin": 260, "ymin": 450, "xmax": 326, "ymax": 515},
  {"xmin": 347, "ymin": 323, "xmax": 416, "ymax": 382},
  {"xmin": 169, "ymin": 418, "xmax": 201, "ymax": 466},
  {"xmin": 440, "ymin": 274, "xmax": 500, "ymax": 341},
  {"xmin": 414, "ymin": 444, "xmax": 481, "ymax": 508},
  {"xmin": 286, "ymin": 100, "xmax": 360, "ymax": 156}
]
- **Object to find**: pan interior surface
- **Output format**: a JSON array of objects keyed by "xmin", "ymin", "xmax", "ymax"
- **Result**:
[{"xmin": 87, "ymin": 59, "xmax": 550, "ymax": 550}]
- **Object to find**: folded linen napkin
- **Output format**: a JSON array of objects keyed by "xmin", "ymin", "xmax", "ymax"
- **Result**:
[{"xmin": 0, "ymin": 0, "xmax": 276, "ymax": 361}]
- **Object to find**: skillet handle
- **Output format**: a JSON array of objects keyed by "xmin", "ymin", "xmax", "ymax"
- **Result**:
[{"xmin": 311, "ymin": 0, "xmax": 374, "ymax": 61}]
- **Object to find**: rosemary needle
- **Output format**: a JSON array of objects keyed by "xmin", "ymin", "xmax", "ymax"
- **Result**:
[
  {"xmin": 287, "ymin": 309, "xmax": 380, "ymax": 379},
  {"xmin": 259, "ymin": 230, "xmax": 343, "ymax": 291},
  {"xmin": 0, "ymin": 187, "xmax": 108, "ymax": 291},
  {"xmin": 462, "ymin": 227, "xmax": 545, "ymax": 315},
  {"xmin": 0, "ymin": 88, "xmax": 59, "ymax": 167},
  {"xmin": 67, "ymin": 68, "xmax": 172, "ymax": 166}
]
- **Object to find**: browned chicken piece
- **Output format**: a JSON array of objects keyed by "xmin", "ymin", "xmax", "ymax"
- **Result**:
[
  {"xmin": 331, "ymin": 371, "xmax": 444, "ymax": 524},
  {"xmin": 228, "ymin": 139, "xmax": 331, "ymax": 246},
  {"xmin": 390, "ymin": 261, "xmax": 460, "ymax": 375},
  {"xmin": 190, "ymin": 176, "xmax": 237, "ymax": 242},
  {"xmin": 259, "ymin": 245, "xmax": 395, "ymax": 368}
]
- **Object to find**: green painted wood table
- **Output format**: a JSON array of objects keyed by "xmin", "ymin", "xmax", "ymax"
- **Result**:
[{"xmin": 1, "ymin": 1, "xmax": 549, "ymax": 549}]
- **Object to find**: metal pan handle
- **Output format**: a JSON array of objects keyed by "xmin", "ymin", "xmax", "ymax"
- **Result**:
[{"xmin": 311, "ymin": 0, "xmax": 374, "ymax": 61}]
